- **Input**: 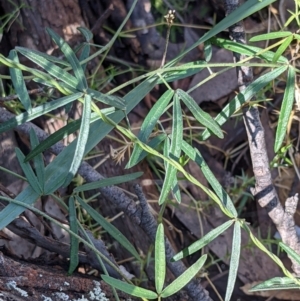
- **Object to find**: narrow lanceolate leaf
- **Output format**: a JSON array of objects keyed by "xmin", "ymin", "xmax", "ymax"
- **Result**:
[
  {"xmin": 177, "ymin": 89, "xmax": 223, "ymax": 139},
  {"xmin": 211, "ymin": 37, "xmax": 288, "ymax": 63},
  {"xmin": 101, "ymin": 275, "xmax": 158, "ymax": 299},
  {"xmin": 16, "ymin": 46, "xmax": 79, "ymax": 90},
  {"xmin": 15, "ymin": 148, "xmax": 42, "ymax": 195},
  {"xmin": 68, "ymin": 196, "xmax": 79, "ymax": 275},
  {"xmin": 250, "ymin": 277, "xmax": 300, "ymax": 291},
  {"xmin": 77, "ymin": 27, "xmax": 93, "ymax": 42},
  {"xmin": 201, "ymin": 65, "xmax": 288, "ymax": 140},
  {"xmin": 225, "ymin": 222, "xmax": 241, "ymax": 301},
  {"xmin": 46, "ymin": 28, "xmax": 88, "ymax": 91},
  {"xmin": 274, "ymin": 66, "xmax": 295, "ymax": 153},
  {"xmin": 87, "ymin": 88, "xmax": 126, "ymax": 110},
  {"xmin": 0, "ymin": 186, "xmax": 40, "ymax": 230},
  {"xmin": 127, "ymin": 89, "xmax": 174, "ymax": 169},
  {"xmin": 161, "ymin": 254, "xmax": 207, "ymax": 298},
  {"xmin": 29, "ymin": 129, "xmax": 45, "ymax": 192},
  {"xmin": 76, "ymin": 196, "xmax": 140, "ymax": 260},
  {"xmin": 272, "ymin": 35, "xmax": 294, "ymax": 63},
  {"xmin": 8, "ymin": 50, "xmax": 31, "ymax": 111},
  {"xmin": 155, "ymin": 224, "xmax": 166, "ymax": 294},
  {"xmin": 79, "ymin": 43, "xmax": 90, "ymax": 71},
  {"xmin": 62, "ymin": 93, "xmax": 91, "ymax": 187},
  {"xmin": 25, "ymin": 109, "xmax": 114, "ymax": 162},
  {"xmin": 182, "ymin": 141, "xmax": 237, "ymax": 217},
  {"xmin": 279, "ymin": 242, "xmax": 300, "ymax": 265},
  {"xmin": 249, "ymin": 31, "xmax": 292, "ymax": 42},
  {"xmin": 204, "ymin": 40, "xmax": 212, "ymax": 62},
  {"xmin": 172, "ymin": 220, "xmax": 234, "ymax": 261},
  {"xmin": 74, "ymin": 172, "xmax": 143, "ymax": 192},
  {"xmin": 159, "ymin": 94, "xmax": 182, "ymax": 205},
  {"xmin": 0, "ymin": 92, "xmax": 83, "ymax": 135}
]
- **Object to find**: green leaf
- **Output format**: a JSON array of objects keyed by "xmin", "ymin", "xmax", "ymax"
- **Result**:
[
  {"xmin": 68, "ymin": 196, "xmax": 79, "ymax": 274},
  {"xmin": 250, "ymin": 277, "xmax": 300, "ymax": 291},
  {"xmin": 0, "ymin": 92, "xmax": 83, "ymax": 134},
  {"xmin": 8, "ymin": 50, "xmax": 32, "ymax": 112},
  {"xmin": 62, "ymin": 93, "xmax": 91, "ymax": 187},
  {"xmin": 74, "ymin": 172, "xmax": 143, "ymax": 192},
  {"xmin": 279, "ymin": 241, "xmax": 300, "ymax": 265},
  {"xmin": 77, "ymin": 27, "xmax": 93, "ymax": 41},
  {"xmin": 25, "ymin": 109, "xmax": 115, "ymax": 162},
  {"xmin": 211, "ymin": 37, "xmax": 288, "ymax": 63},
  {"xmin": 172, "ymin": 220, "xmax": 234, "ymax": 261},
  {"xmin": 87, "ymin": 88, "xmax": 126, "ymax": 110},
  {"xmin": 225, "ymin": 222, "xmax": 241, "ymax": 301},
  {"xmin": 79, "ymin": 43, "xmax": 90, "ymax": 71},
  {"xmin": 177, "ymin": 89, "xmax": 223, "ymax": 139},
  {"xmin": 182, "ymin": 141, "xmax": 237, "ymax": 217},
  {"xmin": 29, "ymin": 129, "xmax": 45, "ymax": 192},
  {"xmin": 159, "ymin": 94, "xmax": 182, "ymax": 205},
  {"xmin": 132, "ymin": 134, "xmax": 167, "ymax": 166},
  {"xmin": 274, "ymin": 66, "xmax": 295, "ymax": 153},
  {"xmin": 272, "ymin": 35, "xmax": 293, "ymax": 63},
  {"xmin": 0, "ymin": 186, "xmax": 40, "ymax": 230},
  {"xmin": 155, "ymin": 223, "xmax": 166, "ymax": 294},
  {"xmin": 201, "ymin": 65, "xmax": 288, "ymax": 140},
  {"xmin": 249, "ymin": 31, "xmax": 292, "ymax": 42},
  {"xmin": 204, "ymin": 40, "xmax": 212, "ymax": 62},
  {"xmin": 127, "ymin": 89, "xmax": 174, "ymax": 169},
  {"xmin": 15, "ymin": 148, "xmax": 42, "ymax": 195},
  {"xmin": 16, "ymin": 46, "xmax": 70, "ymax": 66},
  {"xmin": 161, "ymin": 254, "xmax": 207, "ymax": 298},
  {"xmin": 46, "ymin": 28, "xmax": 88, "ymax": 91},
  {"xmin": 16, "ymin": 46, "xmax": 79, "ymax": 90},
  {"xmin": 76, "ymin": 196, "xmax": 140, "ymax": 260},
  {"xmin": 101, "ymin": 275, "xmax": 158, "ymax": 299}
]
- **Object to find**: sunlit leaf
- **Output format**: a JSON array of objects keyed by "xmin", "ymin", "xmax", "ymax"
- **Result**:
[
  {"xmin": 101, "ymin": 275, "xmax": 158, "ymax": 299},
  {"xmin": 155, "ymin": 223, "xmax": 166, "ymax": 294},
  {"xmin": 250, "ymin": 277, "xmax": 300, "ymax": 291},
  {"xmin": 249, "ymin": 31, "xmax": 292, "ymax": 42},
  {"xmin": 225, "ymin": 222, "xmax": 241, "ymax": 301},
  {"xmin": 274, "ymin": 66, "xmax": 295, "ymax": 153},
  {"xmin": 161, "ymin": 254, "xmax": 207, "ymax": 298}
]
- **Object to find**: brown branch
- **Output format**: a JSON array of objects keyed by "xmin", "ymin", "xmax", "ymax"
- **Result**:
[
  {"xmin": 223, "ymin": 0, "xmax": 300, "ymax": 275},
  {"xmin": 0, "ymin": 107, "xmax": 212, "ymax": 301}
]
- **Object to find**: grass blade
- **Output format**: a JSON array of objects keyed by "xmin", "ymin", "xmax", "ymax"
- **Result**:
[
  {"xmin": 274, "ymin": 66, "xmax": 295, "ymax": 153},
  {"xmin": 74, "ymin": 172, "xmax": 143, "ymax": 192},
  {"xmin": 161, "ymin": 254, "xmax": 207, "ymax": 298},
  {"xmin": 101, "ymin": 275, "xmax": 158, "ymax": 299},
  {"xmin": 177, "ymin": 89, "xmax": 223, "ymax": 138},
  {"xmin": 76, "ymin": 196, "xmax": 140, "ymax": 261},
  {"xmin": 172, "ymin": 220, "xmax": 234, "ymax": 261},
  {"xmin": 279, "ymin": 242, "xmax": 300, "ymax": 265},
  {"xmin": 62, "ymin": 93, "xmax": 91, "ymax": 187},
  {"xmin": 225, "ymin": 222, "xmax": 241, "ymax": 301},
  {"xmin": 250, "ymin": 277, "xmax": 300, "ymax": 291},
  {"xmin": 249, "ymin": 31, "xmax": 292, "ymax": 42},
  {"xmin": 155, "ymin": 223, "xmax": 166, "ymax": 294},
  {"xmin": 272, "ymin": 35, "xmax": 293, "ymax": 63},
  {"xmin": 8, "ymin": 50, "xmax": 31, "ymax": 112},
  {"xmin": 46, "ymin": 28, "xmax": 88, "ymax": 91},
  {"xmin": 127, "ymin": 89, "xmax": 174, "ymax": 169},
  {"xmin": 68, "ymin": 196, "xmax": 79, "ymax": 274}
]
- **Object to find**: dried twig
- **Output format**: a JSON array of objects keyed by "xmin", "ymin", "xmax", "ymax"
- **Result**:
[{"xmin": 223, "ymin": 0, "xmax": 300, "ymax": 275}]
